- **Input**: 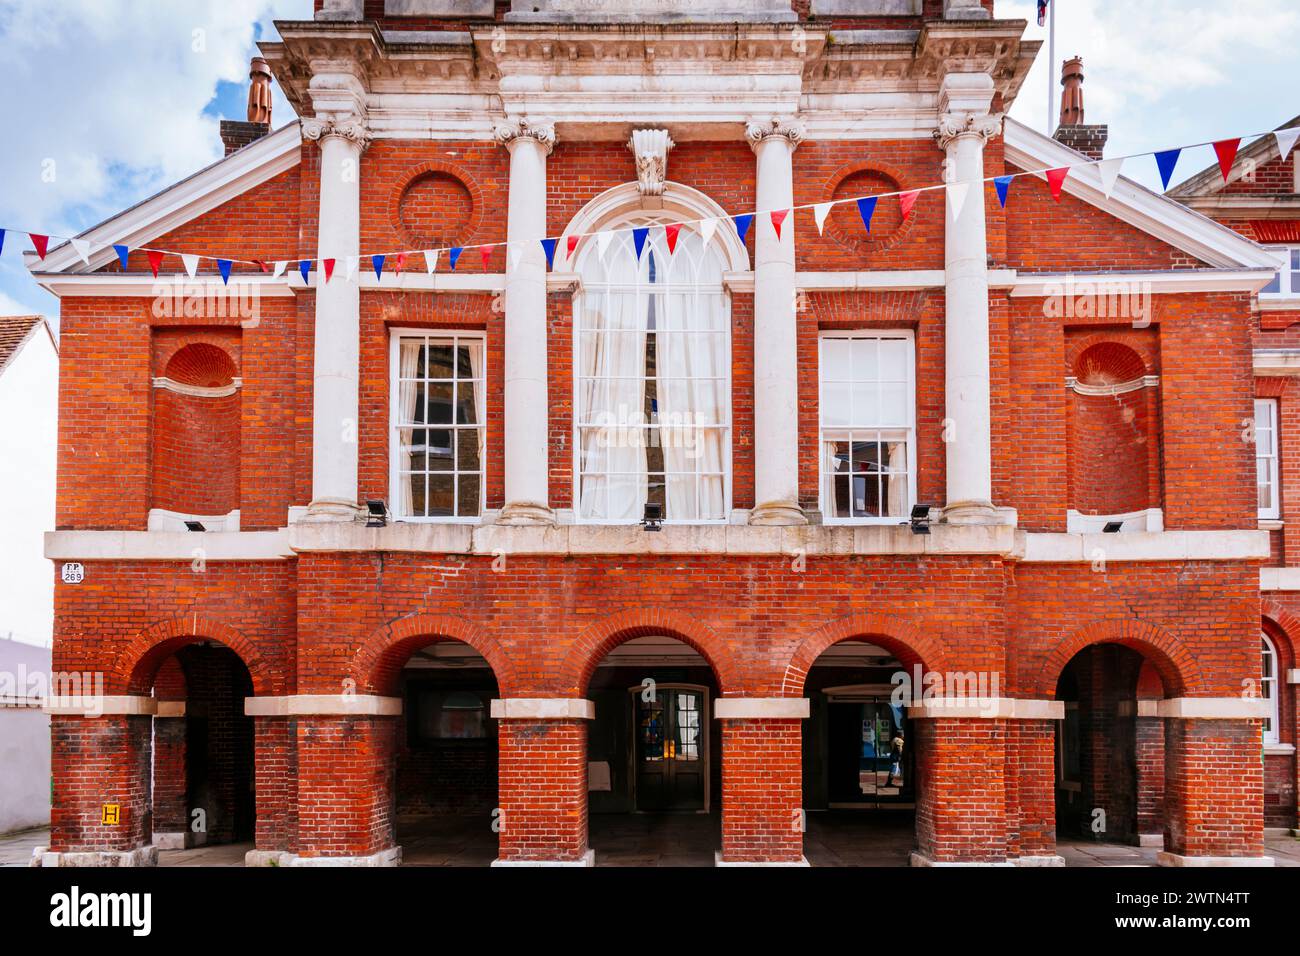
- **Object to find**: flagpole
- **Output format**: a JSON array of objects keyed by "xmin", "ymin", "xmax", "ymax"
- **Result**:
[{"xmin": 1046, "ymin": 0, "xmax": 1056, "ymax": 135}]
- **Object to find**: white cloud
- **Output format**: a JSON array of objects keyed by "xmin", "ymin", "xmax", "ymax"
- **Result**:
[
  {"xmin": 0, "ymin": 0, "xmax": 310, "ymax": 238},
  {"xmin": 0, "ymin": 288, "xmax": 42, "ymax": 316}
]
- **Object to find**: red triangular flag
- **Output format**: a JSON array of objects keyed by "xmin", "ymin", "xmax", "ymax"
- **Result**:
[
  {"xmin": 323, "ymin": 258, "xmax": 336, "ymax": 282},
  {"xmin": 146, "ymin": 250, "xmax": 164, "ymax": 277},
  {"xmin": 665, "ymin": 223, "xmax": 681, "ymax": 254},
  {"xmin": 770, "ymin": 209, "xmax": 789, "ymax": 240},
  {"xmin": 899, "ymin": 190, "xmax": 920, "ymax": 222},
  {"xmin": 29, "ymin": 234, "xmax": 48, "ymax": 259},
  {"xmin": 255, "ymin": 260, "xmax": 269, "ymax": 273},
  {"xmin": 479, "ymin": 245, "xmax": 493, "ymax": 269},
  {"xmin": 1213, "ymin": 138, "xmax": 1241, "ymax": 183},
  {"xmin": 394, "ymin": 252, "xmax": 407, "ymax": 273},
  {"xmin": 567, "ymin": 234, "xmax": 580, "ymax": 260},
  {"xmin": 1045, "ymin": 167, "xmax": 1070, "ymax": 202}
]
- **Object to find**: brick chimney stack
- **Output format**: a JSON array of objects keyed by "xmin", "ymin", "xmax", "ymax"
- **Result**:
[
  {"xmin": 1052, "ymin": 56, "xmax": 1109, "ymax": 161},
  {"xmin": 219, "ymin": 57, "xmax": 274, "ymax": 156}
]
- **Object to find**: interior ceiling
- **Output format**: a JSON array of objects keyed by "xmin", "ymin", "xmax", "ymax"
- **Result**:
[{"xmin": 401, "ymin": 637, "xmax": 897, "ymax": 670}]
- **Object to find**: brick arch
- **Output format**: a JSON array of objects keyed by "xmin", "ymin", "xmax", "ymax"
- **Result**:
[
  {"xmin": 557, "ymin": 609, "xmax": 738, "ymax": 698},
  {"xmin": 1064, "ymin": 331, "xmax": 1158, "ymax": 377},
  {"xmin": 116, "ymin": 612, "xmax": 275, "ymax": 696},
  {"xmin": 1030, "ymin": 618, "xmax": 1201, "ymax": 699},
  {"xmin": 1262, "ymin": 599, "xmax": 1300, "ymax": 669},
  {"xmin": 780, "ymin": 612, "xmax": 950, "ymax": 697},
  {"xmin": 1072, "ymin": 341, "xmax": 1147, "ymax": 386},
  {"xmin": 352, "ymin": 612, "xmax": 516, "ymax": 697}
]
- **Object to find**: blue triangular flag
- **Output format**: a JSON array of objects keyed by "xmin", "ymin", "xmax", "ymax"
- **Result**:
[
  {"xmin": 856, "ymin": 197, "xmax": 878, "ymax": 232},
  {"xmin": 218, "ymin": 259, "xmax": 233, "ymax": 285},
  {"xmin": 733, "ymin": 214, "xmax": 754, "ymax": 244},
  {"xmin": 541, "ymin": 237, "xmax": 558, "ymax": 270},
  {"xmin": 632, "ymin": 227, "xmax": 649, "ymax": 260},
  {"xmin": 448, "ymin": 247, "xmax": 462, "ymax": 270},
  {"xmin": 993, "ymin": 175, "xmax": 1013, "ymax": 208},
  {"xmin": 299, "ymin": 260, "xmax": 311, "ymax": 284},
  {"xmin": 114, "ymin": 244, "xmax": 129, "ymax": 269},
  {"xmin": 1154, "ymin": 149, "xmax": 1181, "ymax": 190},
  {"xmin": 0, "ymin": 229, "xmax": 5, "ymax": 257},
  {"xmin": 371, "ymin": 254, "xmax": 385, "ymax": 280}
]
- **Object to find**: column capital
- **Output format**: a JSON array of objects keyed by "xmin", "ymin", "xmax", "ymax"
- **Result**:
[
  {"xmin": 301, "ymin": 116, "xmax": 371, "ymax": 152},
  {"xmin": 933, "ymin": 112, "xmax": 1003, "ymax": 152},
  {"xmin": 494, "ymin": 116, "xmax": 557, "ymax": 155},
  {"xmin": 745, "ymin": 116, "xmax": 806, "ymax": 153}
]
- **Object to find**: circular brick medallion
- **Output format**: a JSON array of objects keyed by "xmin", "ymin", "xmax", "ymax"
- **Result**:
[
  {"xmin": 823, "ymin": 163, "xmax": 912, "ymax": 255},
  {"xmin": 394, "ymin": 168, "xmax": 478, "ymax": 250}
]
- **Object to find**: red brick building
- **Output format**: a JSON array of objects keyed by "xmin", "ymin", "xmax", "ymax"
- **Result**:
[{"xmin": 28, "ymin": 0, "xmax": 1294, "ymax": 867}]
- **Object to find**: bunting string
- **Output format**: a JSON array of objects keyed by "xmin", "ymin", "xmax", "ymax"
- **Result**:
[{"xmin": 5, "ymin": 123, "xmax": 1298, "ymax": 283}]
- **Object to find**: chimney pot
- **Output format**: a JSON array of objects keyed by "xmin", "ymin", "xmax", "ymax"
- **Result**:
[
  {"xmin": 219, "ymin": 57, "xmax": 273, "ymax": 156},
  {"xmin": 1053, "ymin": 56, "xmax": 1108, "ymax": 161}
]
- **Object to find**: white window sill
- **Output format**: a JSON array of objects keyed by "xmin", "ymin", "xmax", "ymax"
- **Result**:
[
  {"xmin": 1258, "ymin": 296, "xmax": 1300, "ymax": 311},
  {"xmin": 1259, "ymin": 518, "xmax": 1283, "ymax": 531},
  {"xmin": 1264, "ymin": 743, "xmax": 1295, "ymax": 756}
]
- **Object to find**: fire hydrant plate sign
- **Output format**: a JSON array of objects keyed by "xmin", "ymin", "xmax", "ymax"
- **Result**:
[
  {"xmin": 102, "ymin": 804, "xmax": 120, "ymax": 826},
  {"xmin": 61, "ymin": 562, "xmax": 85, "ymax": 584}
]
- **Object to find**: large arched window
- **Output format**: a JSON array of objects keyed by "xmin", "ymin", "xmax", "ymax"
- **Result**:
[
  {"xmin": 1261, "ymin": 632, "xmax": 1280, "ymax": 745},
  {"xmin": 573, "ymin": 216, "xmax": 731, "ymax": 523}
]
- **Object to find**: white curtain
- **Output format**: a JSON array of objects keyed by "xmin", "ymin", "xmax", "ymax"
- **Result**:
[
  {"xmin": 657, "ymin": 285, "xmax": 726, "ymax": 521},
  {"xmin": 466, "ymin": 340, "xmax": 485, "ymax": 513},
  {"xmin": 398, "ymin": 341, "xmax": 422, "ymax": 516},
  {"xmin": 579, "ymin": 239, "xmax": 648, "ymax": 520},
  {"xmin": 886, "ymin": 438, "xmax": 908, "ymax": 518}
]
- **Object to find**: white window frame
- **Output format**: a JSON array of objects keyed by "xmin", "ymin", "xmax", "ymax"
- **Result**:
[
  {"xmin": 818, "ymin": 329, "xmax": 918, "ymax": 526},
  {"xmin": 1256, "ymin": 397, "xmax": 1280, "ymax": 521},
  {"xmin": 1261, "ymin": 633, "xmax": 1280, "ymax": 746},
  {"xmin": 1259, "ymin": 244, "xmax": 1300, "ymax": 298},
  {"xmin": 388, "ymin": 328, "xmax": 486, "ymax": 523},
  {"xmin": 570, "ymin": 223, "xmax": 733, "ymax": 526}
]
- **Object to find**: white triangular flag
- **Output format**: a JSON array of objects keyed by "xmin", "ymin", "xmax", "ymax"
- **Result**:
[
  {"xmin": 1275, "ymin": 127, "xmax": 1300, "ymax": 161},
  {"xmin": 700, "ymin": 218, "xmax": 717, "ymax": 247},
  {"xmin": 346, "ymin": 256, "xmax": 360, "ymax": 282},
  {"xmin": 946, "ymin": 181, "xmax": 970, "ymax": 222},
  {"xmin": 597, "ymin": 230, "xmax": 613, "ymax": 261},
  {"xmin": 181, "ymin": 254, "xmax": 199, "ymax": 278},
  {"xmin": 272, "ymin": 261, "xmax": 287, "ymax": 279},
  {"xmin": 70, "ymin": 238, "xmax": 93, "ymax": 265},
  {"xmin": 423, "ymin": 250, "xmax": 438, "ymax": 274},
  {"xmin": 813, "ymin": 202, "xmax": 833, "ymax": 235},
  {"xmin": 510, "ymin": 242, "xmax": 523, "ymax": 271},
  {"xmin": 1096, "ymin": 157, "xmax": 1124, "ymax": 200}
]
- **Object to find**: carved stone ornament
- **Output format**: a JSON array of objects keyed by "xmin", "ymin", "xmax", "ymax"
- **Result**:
[
  {"xmin": 493, "ymin": 117, "xmax": 558, "ymax": 155},
  {"xmin": 301, "ymin": 117, "xmax": 371, "ymax": 150},
  {"xmin": 628, "ymin": 129, "xmax": 675, "ymax": 197},
  {"xmin": 745, "ymin": 116, "xmax": 806, "ymax": 153},
  {"xmin": 933, "ymin": 112, "xmax": 1004, "ymax": 152}
]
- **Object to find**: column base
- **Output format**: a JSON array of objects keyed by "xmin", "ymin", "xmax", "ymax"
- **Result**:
[
  {"xmin": 942, "ymin": 501, "xmax": 1017, "ymax": 526},
  {"xmin": 497, "ymin": 501, "xmax": 556, "ymax": 526},
  {"xmin": 1012, "ymin": 854, "xmax": 1065, "ymax": 867},
  {"xmin": 1156, "ymin": 851, "xmax": 1275, "ymax": 867},
  {"xmin": 748, "ymin": 502, "xmax": 808, "ymax": 526},
  {"xmin": 252, "ymin": 846, "xmax": 403, "ymax": 867},
  {"xmin": 910, "ymin": 851, "xmax": 1014, "ymax": 867},
  {"xmin": 492, "ymin": 849, "xmax": 595, "ymax": 867},
  {"xmin": 715, "ymin": 852, "xmax": 810, "ymax": 867},
  {"xmin": 153, "ymin": 832, "xmax": 202, "ymax": 850},
  {"xmin": 301, "ymin": 497, "xmax": 362, "ymax": 521},
  {"xmin": 37, "ymin": 846, "xmax": 158, "ymax": 867}
]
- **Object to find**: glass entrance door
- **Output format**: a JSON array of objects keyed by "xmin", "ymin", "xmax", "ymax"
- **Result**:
[
  {"xmin": 635, "ymin": 687, "xmax": 706, "ymax": 811},
  {"xmin": 827, "ymin": 696, "xmax": 912, "ymax": 808}
]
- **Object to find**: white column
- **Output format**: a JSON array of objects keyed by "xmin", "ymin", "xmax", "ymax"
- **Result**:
[
  {"xmin": 495, "ymin": 118, "xmax": 556, "ymax": 525},
  {"xmin": 933, "ymin": 75, "xmax": 1007, "ymax": 526},
  {"xmin": 302, "ymin": 116, "xmax": 368, "ymax": 520},
  {"xmin": 747, "ymin": 117, "xmax": 806, "ymax": 526}
]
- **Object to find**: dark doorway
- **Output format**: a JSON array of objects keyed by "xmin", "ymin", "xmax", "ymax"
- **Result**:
[{"xmin": 827, "ymin": 698, "xmax": 912, "ymax": 807}]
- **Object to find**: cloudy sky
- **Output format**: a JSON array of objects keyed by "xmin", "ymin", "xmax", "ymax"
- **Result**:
[{"xmin": 0, "ymin": 0, "xmax": 1295, "ymax": 325}]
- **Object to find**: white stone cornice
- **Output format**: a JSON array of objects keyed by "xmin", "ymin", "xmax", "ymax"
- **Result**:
[
  {"xmin": 493, "ymin": 116, "xmax": 557, "ymax": 155},
  {"xmin": 714, "ymin": 698, "xmax": 809, "ymax": 720},
  {"xmin": 745, "ymin": 116, "xmax": 806, "ymax": 153},
  {"xmin": 490, "ymin": 698, "xmax": 595, "ymax": 720},
  {"xmin": 245, "ymin": 695, "xmax": 402, "ymax": 717},
  {"xmin": 151, "ymin": 377, "xmax": 242, "ymax": 398},
  {"xmin": 1155, "ymin": 698, "xmax": 1272, "ymax": 720},
  {"xmin": 1254, "ymin": 349, "xmax": 1300, "ymax": 376},
  {"xmin": 907, "ymin": 698, "xmax": 1065, "ymax": 720},
  {"xmin": 1064, "ymin": 375, "xmax": 1159, "ymax": 397}
]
